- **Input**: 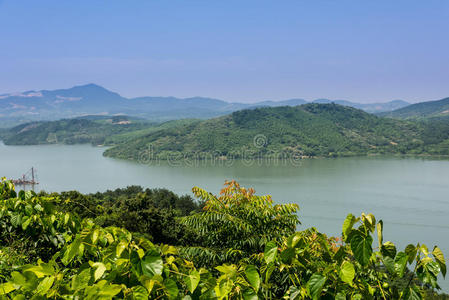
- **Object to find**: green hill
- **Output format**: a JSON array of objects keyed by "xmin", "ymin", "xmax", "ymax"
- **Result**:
[
  {"xmin": 0, "ymin": 117, "xmax": 154, "ymax": 146},
  {"xmin": 0, "ymin": 117, "xmax": 201, "ymax": 147},
  {"xmin": 104, "ymin": 103, "xmax": 449, "ymax": 161},
  {"xmin": 381, "ymin": 97, "xmax": 449, "ymax": 119}
]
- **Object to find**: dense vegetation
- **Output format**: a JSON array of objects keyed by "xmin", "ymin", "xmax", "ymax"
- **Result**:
[
  {"xmin": 0, "ymin": 178, "xmax": 447, "ymax": 299},
  {"xmin": 0, "ymin": 117, "xmax": 199, "ymax": 147},
  {"xmin": 0, "ymin": 117, "xmax": 152, "ymax": 146},
  {"xmin": 104, "ymin": 104, "xmax": 449, "ymax": 161}
]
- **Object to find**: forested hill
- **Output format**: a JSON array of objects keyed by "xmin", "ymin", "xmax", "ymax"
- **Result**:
[
  {"xmin": 104, "ymin": 103, "xmax": 449, "ymax": 160},
  {"xmin": 0, "ymin": 116, "xmax": 153, "ymax": 146},
  {"xmin": 381, "ymin": 97, "xmax": 449, "ymax": 119}
]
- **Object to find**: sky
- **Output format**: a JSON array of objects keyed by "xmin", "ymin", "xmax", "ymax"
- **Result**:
[{"xmin": 0, "ymin": 0, "xmax": 448, "ymax": 103}]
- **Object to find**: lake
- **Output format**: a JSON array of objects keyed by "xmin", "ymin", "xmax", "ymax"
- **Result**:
[{"xmin": 1, "ymin": 142, "xmax": 449, "ymax": 291}]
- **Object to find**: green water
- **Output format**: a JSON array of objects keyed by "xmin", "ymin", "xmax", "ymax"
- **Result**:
[{"xmin": 1, "ymin": 142, "xmax": 449, "ymax": 291}]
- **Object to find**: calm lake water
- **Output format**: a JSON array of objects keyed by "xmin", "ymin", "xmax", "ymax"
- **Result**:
[{"xmin": 1, "ymin": 142, "xmax": 449, "ymax": 291}]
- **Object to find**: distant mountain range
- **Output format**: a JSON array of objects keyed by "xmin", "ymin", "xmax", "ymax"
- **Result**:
[
  {"xmin": 0, "ymin": 84, "xmax": 411, "ymax": 126},
  {"xmin": 380, "ymin": 97, "xmax": 449, "ymax": 119}
]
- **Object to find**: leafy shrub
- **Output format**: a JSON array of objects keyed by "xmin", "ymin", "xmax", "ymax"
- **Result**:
[{"xmin": 0, "ymin": 179, "xmax": 447, "ymax": 299}]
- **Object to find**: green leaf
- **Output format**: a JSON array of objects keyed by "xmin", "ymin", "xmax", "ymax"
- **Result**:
[
  {"xmin": 36, "ymin": 276, "xmax": 55, "ymax": 295},
  {"xmin": 381, "ymin": 241, "xmax": 397, "ymax": 259},
  {"xmin": 22, "ymin": 216, "xmax": 32, "ymax": 230},
  {"xmin": 350, "ymin": 232, "xmax": 373, "ymax": 266},
  {"xmin": 141, "ymin": 249, "xmax": 163, "ymax": 277},
  {"xmin": 164, "ymin": 278, "xmax": 179, "ymax": 299},
  {"xmin": 307, "ymin": 274, "xmax": 326, "ymax": 300},
  {"xmin": 405, "ymin": 244, "xmax": 417, "ymax": 264},
  {"xmin": 97, "ymin": 284, "xmax": 122, "ymax": 296},
  {"xmin": 242, "ymin": 289, "xmax": 258, "ymax": 300},
  {"xmin": 432, "ymin": 246, "xmax": 446, "ymax": 277},
  {"xmin": 131, "ymin": 285, "xmax": 149, "ymax": 300},
  {"xmin": 339, "ymin": 261, "xmax": 355, "ymax": 285},
  {"xmin": 72, "ymin": 268, "xmax": 91, "ymax": 291},
  {"xmin": 22, "ymin": 264, "xmax": 54, "ymax": 278},
  {"xmin": 342, "ymin": 214, "xmax": 356, "ymax": 241},
  {"xmin": 281, "ymin": 248, "xmax": 295, "ymax": 264},
  {"xmin": 376, "ymin": 220, "xmax": 383, "ymax": 248},
  {"xmin": 289, "ymin": 286, "xmax": 301, "ymax": 300},
  {"xmin": 214, "ymin": 279, "xmax": 233, "ymax": 299},
  {"xmin": 62, "ymin": 237, "xmax": 82, "ymax": 265},
  {"xmin": 287, "ymin": 232, "xmax": 302, "ymax": 248},
  {"xmin": 264, "ymin": 241, "xmax": 278, "ymax": 264},
  {"xmin": 335, "ymin": 292, "xmax": 346, "ymax": 300},
  {"xmin": 394, "ymin": 252, "xmax": 408, "ymax": 277},
  {"xmin": 245, "ymin": 265, "xmax": 260, "ymax": 291},
  {"xmin": 402, "ymin": 286, "xmax": 422, "ymax": 300},
  {"xmin": 93, "ymin": 262, "xmax": 107, "ymax": 281},
  {"xmin": 184, "ymin": 269, "xmax": 200, "ymax": 293},
  {"xmin": 383, "ymin": 256, "xmax": 395, "ymax": 274},
  {"xmin": 0, "ymin": 282, "xmax": 16, "ymax": 295},
  {"xmin": 116, "ymin": 240, "xmax": 127, "ymax": 257}
]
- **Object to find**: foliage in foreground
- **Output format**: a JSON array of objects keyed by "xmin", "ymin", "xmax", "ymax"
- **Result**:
[{"xmin": 0, "ymin": 178, "xmax": 447, "ymax": 299}]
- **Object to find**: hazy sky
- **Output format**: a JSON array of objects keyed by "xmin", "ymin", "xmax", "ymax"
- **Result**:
[{"xmin": 1, "ymin": 0, "xmax": 448, "ymax": 103}]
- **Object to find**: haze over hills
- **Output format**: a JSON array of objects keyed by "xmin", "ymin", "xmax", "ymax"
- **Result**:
[{"xmin": 0, "ymin": 84, "xmax": 411, "ymax": 126}]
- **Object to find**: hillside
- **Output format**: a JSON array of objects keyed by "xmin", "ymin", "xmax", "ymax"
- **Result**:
[
  {"xmin": 0, "ymin": 84, "xmax": 410, "ymax": 126},
  {"xmin": 381, "ymin": 97, "xmax": 449, "ymax": 119},
  {"xmin": 104, "ymin": 103, "xmax": 449, "ymax": 161},
  {"xmin": 0, "ymin": 117, "xmax": 153, "ymax": 146}
]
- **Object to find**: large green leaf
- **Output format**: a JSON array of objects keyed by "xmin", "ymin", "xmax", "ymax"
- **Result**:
[
  {"xmin": 350, "ymin": 232, "xmax": 373, "ymax": 266},
  {"xmin": 184, "ymin": 270, "xmax": 200, "ymax": 293},
  {"xmin": 164, "ymin": 279, "xmax": 179, "ymax": 299},
  {"xmin": 432, "ymin": 246, "xmax": 446, "ymax": 277},
  {"xmin": 62, "ymin": 238, "xmax": 82, "ymax": 265},
  {"xmin": 264, "ymin": 241, "xmax": 278, "ymax": 264},
  {"xmin": 131, "ymin": 285, "xmax": 149, "ymax": 300},
  {"xmin": 381, "ymin": 241, "xmax": 397, "ymax": 259},
  {"xmin": 35, "ymin": 276, "xmax": 55, "ymax": 295},
  {"xmin": 242, "ymin": 289, "xmax": 258, "ymax": 300},
  {"xmin": 93, "ymin": 262, "xmax": 107, "ymax": 281},
  {"xmin": 307, "ymin": 274, "xmax": 326, "ymax": 300},
  {"xmin": 405, "ymin": 244, "xmax": 417, "ymax": 264},
  {"xmin": 342, "ymin": 214, "xmax": 356, "ymax": 241},
  {"xmin": 72, "ymin": 269, "xmax": 91, "ymax": 291},
  {"xmin": 245, "ymin": 265, "xmax": 260, "ymax": 291},
  {"xmin": 0, "ymin": 282, "xmax": 16, "ymax": 295},
  {"xmin": 339, "ymin": 261, "xmax": 355, "ymax": 285},
  {"xmin": 141, "ymin": 249, "xmax": 163, "ymax": 277},
  {"xmin": 394, "ymin": 252, "xmax": 408, "ymax": 277}
]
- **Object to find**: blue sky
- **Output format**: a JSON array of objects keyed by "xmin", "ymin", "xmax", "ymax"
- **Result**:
[{"xmin": 0, "ymin": 0, "xmax": 448, "ymax": 103}]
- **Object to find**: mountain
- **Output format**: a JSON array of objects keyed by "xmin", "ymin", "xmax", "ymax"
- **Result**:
[
  {"xmin": 381, "ymin": 97, "xmax": 449, "ymax": 119},
  {"xmin": 0, "ymin": 84, "xmax": 410, "ymax": 126},
  {"xmin": 104, "ymin": 103, "xmax": 449, "ymax": 161}
]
